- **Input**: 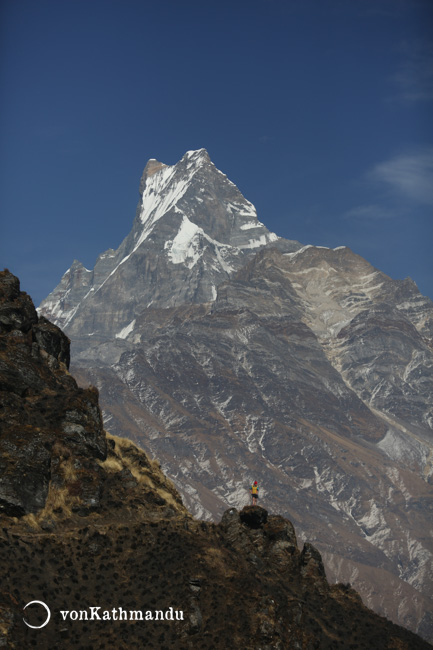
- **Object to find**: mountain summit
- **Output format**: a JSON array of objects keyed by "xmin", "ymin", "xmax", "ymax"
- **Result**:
[
  {"xmin": 40, "ymin": 149, "xmax": 298, "ymax": 348},
  {"xmin": 39, "ymin": 151, "xmax": 433, "ymax": 641}
]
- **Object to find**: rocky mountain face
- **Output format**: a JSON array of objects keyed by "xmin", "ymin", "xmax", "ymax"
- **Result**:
[
  {"xmin": 38, "ymin": 150, "xmax": 433, "ymax": 641},
  {"xmin": 3, "ymin": 271, "xmax": 432, "ymax": 649},
  {"xmin": 40, "ymin": 149, "xmax": 297, "ymax": 352}
]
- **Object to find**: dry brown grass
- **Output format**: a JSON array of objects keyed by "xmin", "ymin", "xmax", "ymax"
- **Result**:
[
  {"xmin": 22, "ymin": 447, "xmax": 82, "ymax": 527},
  {"xmin": 100, "ymin": 432, "xmax": 185, "ymax": 512},
  {"xmin": 22, "ymin": 483, "xmax": 81, "ymax": 528},
  {"xmin": 21, "ymin": 513, "xmax": 39, "ymax": 529},
  {"xmin": 22, "ymin": 431, "xmax": 186, "ymax": 530},
  {"xmin": 101, "ymin": 457, "xmax": 123, "ymax": 473},
  {"xmin": 42, "ymin": 484, "xmax": 80, "ymax": 519}
]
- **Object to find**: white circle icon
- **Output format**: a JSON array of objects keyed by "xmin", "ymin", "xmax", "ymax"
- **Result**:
[{"xmin": 23, "ymin": 600, "xmax": 51, "ymax": 629}]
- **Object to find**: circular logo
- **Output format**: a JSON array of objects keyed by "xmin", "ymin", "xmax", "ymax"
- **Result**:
[{"xmin": 23, "ymin": 600, "xmax": 51, "ymax": 629}]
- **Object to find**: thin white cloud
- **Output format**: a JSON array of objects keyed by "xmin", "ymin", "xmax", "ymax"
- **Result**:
[
  {"xmin": 343, "ymin": 204, "xmax": 396, "ymax": 220},
  {"xmin": 371, "ymin": 149, "xmax": 433, "ymax": 207},
  {"xmin": 391, "ymin": 40, "xmax": 433, "ymax": 103},
  {"xmin": 344, "ymin": 147, "xmax": 433, "ymax": 220}
]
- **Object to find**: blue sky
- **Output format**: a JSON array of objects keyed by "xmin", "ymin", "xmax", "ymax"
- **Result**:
[{"xmin": 1, "ymin": 0, "xmax": 432, "ymax": 304}]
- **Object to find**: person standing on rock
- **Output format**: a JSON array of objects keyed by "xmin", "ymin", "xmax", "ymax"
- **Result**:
[{"xmin": 250, "ymin": 481, "xmax": 259, "ymax": 505}]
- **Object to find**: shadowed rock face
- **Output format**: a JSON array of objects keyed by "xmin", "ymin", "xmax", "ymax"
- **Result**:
[
  {"xmin": 0, "ymin": 271, "xmax": 106, "ymax": 517},
  {"xmin": 1, "ymin": 270, "xmax": 431, "ymax": 649},
  {"xmin": 36, "ymin": 151, "xmax": 433, "ymax": 641}
]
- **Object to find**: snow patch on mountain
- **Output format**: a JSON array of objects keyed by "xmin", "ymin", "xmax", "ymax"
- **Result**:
[
  {"xmin": 116, "ymin": 319, "xmax": 136, "ymax": 340},
  {"xmin": 227, "ymin": 200, "xmax": 257, "ymax": 219},
  {"xmin": 378, "ymin": 428, "xmax": 430, "ymax": 469},
  {"xmin": 165, "ymin": 216, "xmax": 202, "ymax": 267},
  {"xmin": 358, "ymin": 501, "xmax": 390, "ymax": 545},
  {"xmin": 164, "ymin": 215, "xmax": 237, "ymax": 272},
  {"xmin": 242, "ymin": 232, "xmax": 279, "ymax": 249},
  {"xmin": 139, "ymin": 165, "xmax": 188, "ymax": 227},
  {"xmin": 284, "ymin": 244, "xmax": 317, "ymax": 259},
  {"xmin": 163, "ymin": 209, "xmax": 274, "ymax": 272},
  {"xmin": 385, "ymin": 467, "xmax": 413, "ymax": 503},
  {"xmin": 240, "ymin": 221, "xmax": 260, "ymax": 230}
]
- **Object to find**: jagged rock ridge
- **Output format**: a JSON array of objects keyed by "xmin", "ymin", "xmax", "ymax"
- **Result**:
[
  {"xmin": 0, "ymin": 270, "xmax": 431, "ymax": 649},
  {"xmin": 40, "ymin": 149, "xmax": 299, "ymax": 350},
  {"xmin": 37, "ymin": 150, "xmax": 433, "ymax": 641}
]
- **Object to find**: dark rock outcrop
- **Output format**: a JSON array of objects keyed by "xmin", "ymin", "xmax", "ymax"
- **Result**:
[
  {"xmin": 239, "ymin": 504, "xmax": 268, "ymax": 528},
  {"xmin": 0, "ymin": 270, "xmax": 107, "ymax": 517}
]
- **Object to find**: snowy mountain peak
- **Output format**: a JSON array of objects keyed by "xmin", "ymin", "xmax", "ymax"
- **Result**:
[
  {"xmin": 133, "ymin": 149, "xmax": 281, "ymax": 252},
  {"xmin": 139, "ymin": 148, "xmax": 209, "ymax": 194},
  {"xmin": 140, "ymin": 158, "xmax": 168, "ymax": 184},
  {"xmin": 183, "ymin": 147, "xmax": 210, "ymax": 163},
  {"xmin": 138, "ymin": 149, "xmax": 211, "ymax": 221},
  {"xmin": 39, "ymin": 150, "xmax": 300, "ymax": 332}
]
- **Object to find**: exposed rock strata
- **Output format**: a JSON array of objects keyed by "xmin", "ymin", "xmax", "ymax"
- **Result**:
[
  {"xmin": 36, "ymin": 151, "xmax": 433, "ymax": 640},
  {"xmin": 1, "ymin": 270, "xmax": 431, "ymax": 648}
]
